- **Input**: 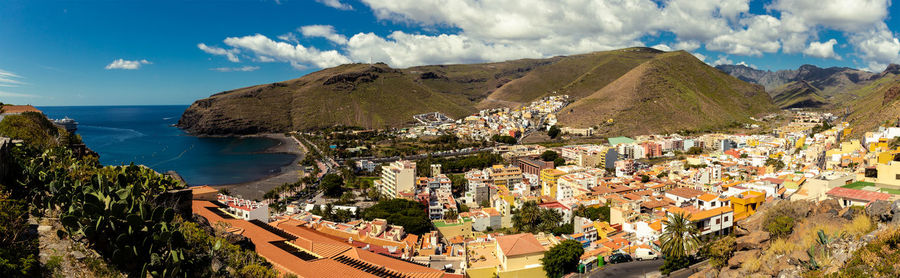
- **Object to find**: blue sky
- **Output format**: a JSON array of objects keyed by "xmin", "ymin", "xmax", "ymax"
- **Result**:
[{"xmin": 1, "ymin": 0, "xmax": 899, "ymax": 106}]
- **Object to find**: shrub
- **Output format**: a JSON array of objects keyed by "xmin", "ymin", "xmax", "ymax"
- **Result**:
[
  {"xmin": 659, "ymin": 255, "xmax": 691, "ymax": 275},
  {"xmin": 702, "ymin": 236, "xmax": 736, "ymax": 268},
  {"xmin": 766, "ymin": 215, "xmax": 795, "ymax": 238}
]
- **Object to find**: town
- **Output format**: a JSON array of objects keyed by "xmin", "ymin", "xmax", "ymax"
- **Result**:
[{"xmin": 191, "ymin": 107, "xmax": 900, "ymax": 278}]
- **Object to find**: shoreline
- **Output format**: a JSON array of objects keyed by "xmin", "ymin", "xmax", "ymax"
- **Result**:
[{"xmin": 208, "ymin": 133, "xmax": 306, "ymax": 200}]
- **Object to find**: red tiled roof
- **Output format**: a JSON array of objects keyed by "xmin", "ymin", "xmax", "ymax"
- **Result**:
[
  {"xmin": 666, "ymin": 187, "xmax": 705, "ymax": 199},
  {"xmin": 826, "ymin": 187, "xmax": 890, "ymax": 202}
]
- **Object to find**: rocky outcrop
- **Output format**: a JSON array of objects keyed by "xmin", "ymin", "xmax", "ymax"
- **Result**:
[
  {"xmin": 704, "ymin": 199, "xmax": 897, "ymax": 277},
  {"xmin": 728, "ymin": 250, "xmax": 759, "ymax": 269},
  {"xmin": 735, "ymin": 231, "xmax": 770, "ymax": 251},
  {"xmin": 867, "ymin": 200, "xmax": 894, "ymax": 222}
]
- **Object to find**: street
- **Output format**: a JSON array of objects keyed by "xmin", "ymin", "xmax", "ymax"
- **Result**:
[{"xmin": 586, "ymin": 259, "xmax": 691, "ymax": 278}]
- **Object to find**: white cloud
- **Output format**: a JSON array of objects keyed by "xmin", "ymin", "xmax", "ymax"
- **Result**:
[
  {"xmin": 674, "ymin": 41, "xmax": 701, "ymax": 51},
  {"xmin": 210, "ymin": 66, "xmax": 260, "ymax": 72},
  {"xmin": 0, "ymin": 90, "xmax": 36, "ymax": 98},
  {"xmin": 105, "ymin": 59, "xmax": 151, "ymax": 70},
  {"xmin": 196, "ymin": 0, "xmax": 898, "ymax": 70},
  {"xmin": 0, "ymin": 69, "xmax": 25, "ymax": 87},
  {"xmin": 803, "ymin": 39, "xmax": 841, "ymax": 59},
  {"xmin": 198, "ymin": 43, "xmax": 240, "ymax": 62},
  {"xmin": 705, "ymin": 15, "xmax": 783, "ymax": 56},
  {"xmin": 346, "ymin": 31, "xmax": 541, "ymax": 68},
  {"xmin": 849, "ymin": 22, "xmax": 900, "ymax": 71},
  {"xmin": 651, "ymin": 44, "xmax": 672, "ymax": 52},
  {"xmin": 300, "ymin": 25, "xmax": 348, "ymax": 45},
  {"xmin": 0, "ymin": 69, "xmax": 35, "ymax": 99},
  {"xmin": 736, "ymin": 61, "xmax": 757, "ymax": 69},
  {"xmin": 768, "ymin": 0, "xmax": 890, "ymax": 32},
  {"xmin": 278, "ymin": 32, "xmax": 299, "ymax": 43},
  {"xmin": 316, "ymin": 0, "xmax": 353, "ymax": 10},
  {"xmin": 223, "ymin": 34, "xmax": 352, "ymax": 69},
  {"xmin": 692, "ymin": 52, "xmax": 707, "ymax": 62},
  {"xmin": 712, "ymin": 56, "xmax": 734, "ymax": 66}
]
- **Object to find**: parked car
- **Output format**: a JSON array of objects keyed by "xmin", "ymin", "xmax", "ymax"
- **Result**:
[
  {"xmin": 634, "ymin": 248, "xmax": 660, "ymax": 261},
  {"xmin": 608, "ymin": 253, "xmax": 633, "ymax": 264}
]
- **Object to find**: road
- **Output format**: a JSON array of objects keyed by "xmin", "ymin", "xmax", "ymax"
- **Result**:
[
  {"xmin": 336, "ymin": 147, "xmax": 495, "ymax": 164},
  {"xmin": 586, "ymin": 259, "xmax": 691, "ymax": 278}
]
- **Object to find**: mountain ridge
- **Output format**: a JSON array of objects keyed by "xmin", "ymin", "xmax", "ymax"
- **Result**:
[{"xmin": 179, "ymin": 48, "xmax": 777, "ymax": 136}]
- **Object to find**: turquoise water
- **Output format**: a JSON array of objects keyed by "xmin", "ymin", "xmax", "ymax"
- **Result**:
[{"xmin": 39, "ymin": 106, "xmax": 296, "ymax": 185}]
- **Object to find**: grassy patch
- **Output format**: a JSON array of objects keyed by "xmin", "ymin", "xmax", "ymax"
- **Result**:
[{"xmin": 841, "ymin": 181, "xmax": 874, "ymax": 189}]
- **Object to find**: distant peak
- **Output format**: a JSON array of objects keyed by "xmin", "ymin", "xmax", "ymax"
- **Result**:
[
  {"xmin": 798, "ymin": 64, "xmax": 821, "ymax": 71},
  {"xmin": 883, "ymin": 64, "xmax": 900, "ymax": 75}
]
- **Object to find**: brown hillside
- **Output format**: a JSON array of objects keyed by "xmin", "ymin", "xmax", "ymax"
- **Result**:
[
  {"xmin": 844, "ymin": 73, "xmax": 900, "ymax": 137},
  {"xmin": 180, "ymin": 48, "xmax": 776, "ymax": 136},
  {"xmin": 558, "ymin": 51, "xmax": 776, "ymax": 136},
  {"xmin": 482, "ymin": 48, "xmax": 663, "ymax": 108}
]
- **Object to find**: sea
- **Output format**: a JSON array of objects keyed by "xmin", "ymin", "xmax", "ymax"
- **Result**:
[{"xmin": 39, "ymin": 105, "xmax": 296, "ymax": 186}]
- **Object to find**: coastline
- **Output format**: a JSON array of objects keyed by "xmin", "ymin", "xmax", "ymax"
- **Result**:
[{"xmin": 209, "ymin": 133, "xmax": 305, "ymax": 200}]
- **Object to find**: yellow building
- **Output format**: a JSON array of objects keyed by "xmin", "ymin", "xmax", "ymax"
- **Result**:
[
  {"xmin": 730, "ymin": 190, "xmax": 766, "ymax": 221},
  {"xmin": 875, "ymin": 162, "xmax": 900, "ymax": 187},
  {"xmin": 541, "ymin": 168, "xmax": 566, "ymax": 199},
  {"xmin": 495, "ymin": 233, "xmax": 547, "ymax": 277},
  {"xmin": 490, "ymin": 165, "xmax": 523, "ymax": 189}
]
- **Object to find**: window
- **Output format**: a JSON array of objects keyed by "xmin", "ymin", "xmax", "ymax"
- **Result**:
[
  {"xmin": 724, "ymin": 216, "xmax": 729, "ymax": 222},
  {"xmin": 711, "ymin": 201, "xmax": 716, "ymax": 207},
  {"xmin": 896, "ymin": 174, "xmax": 900, "ymax": 180},
  {"xmin": 716, "ymin": 219, "xmax": 720, "ymax": 224}
]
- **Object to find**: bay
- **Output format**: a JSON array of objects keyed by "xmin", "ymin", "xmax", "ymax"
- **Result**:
[{"xmin": 38, "ymin": 105, "xmax": 296, "ymax": 186}]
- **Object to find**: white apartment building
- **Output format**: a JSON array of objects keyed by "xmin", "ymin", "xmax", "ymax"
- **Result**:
[{"xmin": 375, "ymin": 160, "xmax": 417, "ymax": 198}]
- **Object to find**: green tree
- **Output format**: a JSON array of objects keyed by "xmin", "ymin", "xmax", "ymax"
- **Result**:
[
  {"xmin": 512, "ymin": 201, "xmax": 567, "ymax": 235},
  {"xmin": 640, "ymin": 175, "xmax": 650, "ymax": 183},
  {"xmin": 765, "ymin": 158, "xmax": 785, "ymax": 171},
  {"xmin": 362, "ymin": 199, "xmax": 432, "ymax": 234},
  {"xmin": 541, "ymin": 150, "xmax": 559, "ymax": 162},
  {"xmin": 659, "ymin": 212, "xmax": 699, "ymax": 274},
  {"xmin": 444, "ymin": 209, "xmax": 458, "ymax": 220},
  {"xmin": 553, "ymin": 157, "xmax": 566, "ymax": 167},
  {"xmin": 321, "ymin": 174, "xmax": 345, "ymax": 198},
  {"xmin": 492, "ymin": 134, "xmax": 517, "ymax": 144},
  {"xmin": 450, "ymin": 174, "xmax": 467, "ymax": 197},
  {"xmin": 574, "ymin": 205, "xmax": 610, "ymax": 222},
  {"xmin": 542, "ymin": 240, "xmax": 584, "ymax": 278},
  {"xmin": 686, "ymin": 146, "xmax": 703, "ymax": 155},
  {"xmin": 548, "ymin": 125, "xmax": 561, "ymax": 139}
]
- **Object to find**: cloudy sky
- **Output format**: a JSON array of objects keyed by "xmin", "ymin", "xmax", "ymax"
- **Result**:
[{"xmin": 2, "ymin": 0, "xmax": 899, "ymax": 106}]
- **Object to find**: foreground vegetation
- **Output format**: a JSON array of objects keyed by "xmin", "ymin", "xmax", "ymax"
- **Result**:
[{"xmin": 0, "ymin": 111, "xmax": 279, "ymax": 277}]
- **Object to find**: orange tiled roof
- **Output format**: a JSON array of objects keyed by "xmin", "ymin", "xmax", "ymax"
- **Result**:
[
  {"xmin": 192, "ymin": 201, "xmax": 446, "ymax": 278},
  {"xmin": 698, "ymin": 193, "xmax": 718, "ymax": 202},
  {"xmin": 190, "ymin": 185, "xmax": 218, "ymax": 195},
  {"xmin": 496, "ymin": 233, "xmax": 546, "ymax": 257}
]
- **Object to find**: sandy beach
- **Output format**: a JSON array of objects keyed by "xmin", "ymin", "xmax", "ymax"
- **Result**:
[{"xmin": 211, "ymin": 133, "xmax": 305, "ymax": 200}]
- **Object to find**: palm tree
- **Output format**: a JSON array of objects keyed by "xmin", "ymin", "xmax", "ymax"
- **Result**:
[{"xmin": 660, "ymin": 212, "xmax": 700, "ymax": 259}]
